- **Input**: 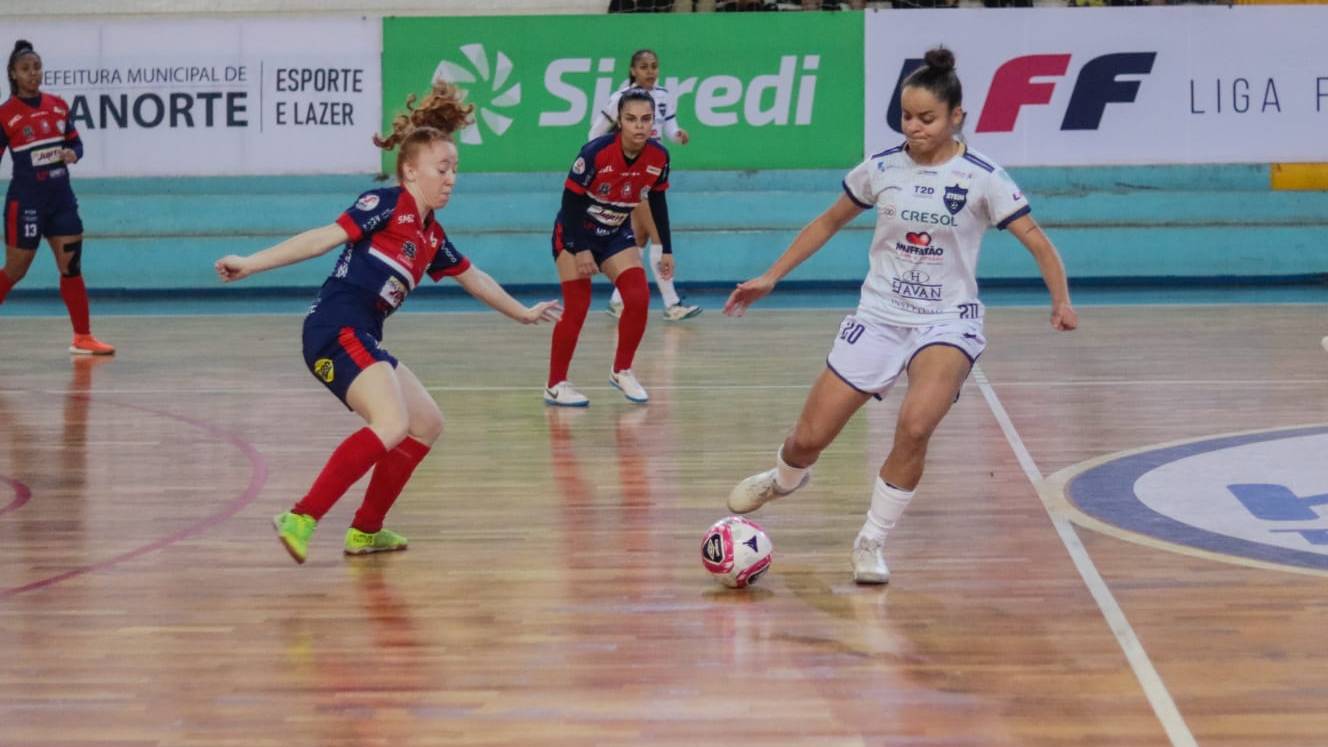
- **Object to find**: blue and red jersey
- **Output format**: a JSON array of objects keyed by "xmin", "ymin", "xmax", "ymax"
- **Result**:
[
  {"xmin": 0, "ymin": 93, "xmax": 83, "ymax": 185},
  {"xmin": 558, "ymin": 133, "xmax": 669, "ymax": 246},
  {"xmin": 311, "ymin": 186, "xmax": 470, "ymax": 328}
]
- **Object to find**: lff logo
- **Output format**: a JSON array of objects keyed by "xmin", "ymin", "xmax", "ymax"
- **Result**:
[{"xmin": 887, "ymin": 52, "xmax": 1157, "ymax": 133}]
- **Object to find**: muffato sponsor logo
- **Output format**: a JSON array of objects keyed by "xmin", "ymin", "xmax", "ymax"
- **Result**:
[{"xmin": 895, "ymin": 231, "xmax": 944, "ymax": 258}]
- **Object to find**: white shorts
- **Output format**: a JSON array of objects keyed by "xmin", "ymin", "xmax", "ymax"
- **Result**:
[{"xmin": 825, "ymin": 314, "xmax": 987, "ymax": 399}]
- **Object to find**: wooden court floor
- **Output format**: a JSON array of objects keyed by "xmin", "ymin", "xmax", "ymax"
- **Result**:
[{"xmin": 2, "ymin": 304, "xmax": 1327, "ymax": 746}]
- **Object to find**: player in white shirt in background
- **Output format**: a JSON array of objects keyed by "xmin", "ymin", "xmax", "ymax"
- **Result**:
[
  {"xmin": 589, "ymin": 49, "xmax": 701, "ymax": 322},
  {"xmin": 722, "ymin": 47, "xmax": 1078, "ymax": 584}
]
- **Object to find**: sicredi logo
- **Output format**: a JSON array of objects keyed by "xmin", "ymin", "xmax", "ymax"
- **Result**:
[
  {"xmin": 433, "ymin": 44, "xmax": 521, "ymax": 145},
  {"xmin": 887, "ymin": 52, "xmax": 1157, "ymax": 134},
  {"xmin": 434, "ymin": 45, "xmax": 821, "ymax": 144}
]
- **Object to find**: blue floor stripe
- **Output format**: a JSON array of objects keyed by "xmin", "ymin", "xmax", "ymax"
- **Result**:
[{"xmin": 3, "ymin": 282, "xmax": 1325, "ymax": 317}]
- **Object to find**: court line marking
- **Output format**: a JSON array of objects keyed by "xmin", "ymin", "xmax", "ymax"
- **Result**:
[
  {"xmin": 0, "ymin": 394, "xmax": 268, "ymax": 599},
  {"xmin": 974, "ymin": 364, "xmax": 1197, "ymax": 747},
  {"xmin": 0, "ymin": 476, "xmax": 33, "ymax": 518},
  {"xmin": 1043, "ymin": 423, "xmax": 1328, "ymax": 579},
  {"xmin": 2, "ymin": 377, "xmax": 1322, "ymax": 397},
  {"xmin": 0, "ymin": 298, "xmax": 1323, "ymax": 321}
]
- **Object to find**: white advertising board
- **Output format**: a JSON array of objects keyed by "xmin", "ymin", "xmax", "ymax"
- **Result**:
[
  {"xmin": 5, "ymin": 17, "xmax": 381, "ymax": 176},
  {"xmin": 865, "ymin": 7, "xmax": 1328, "ymax": 166}
]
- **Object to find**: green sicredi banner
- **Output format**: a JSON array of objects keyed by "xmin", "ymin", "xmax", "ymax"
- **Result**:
[{"xmin": 382, "ymin": 13, "xmax": 863, "ymax": 173}]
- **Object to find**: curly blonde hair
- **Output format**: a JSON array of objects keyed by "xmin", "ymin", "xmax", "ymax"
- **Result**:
[{"xmin": 374, "ymin": 81, "xmax": 475, "ymax": 179}]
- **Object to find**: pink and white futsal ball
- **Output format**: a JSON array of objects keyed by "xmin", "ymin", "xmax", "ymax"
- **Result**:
[{"xmin": 701, "ymin": 516, "xmax": 773, "ymax": 589}]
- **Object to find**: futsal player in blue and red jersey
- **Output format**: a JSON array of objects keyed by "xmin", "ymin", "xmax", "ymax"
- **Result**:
[
  {"xmin": 545, "ymin": 89, "xmax": 673, "ymax": 407},
  {"xmin": 215, "ymin": 83, "xmax": 561, "ymax": 564},
  {"xmin": 0, "ymin": 40, "xmax": 114, "ymax": 354}
]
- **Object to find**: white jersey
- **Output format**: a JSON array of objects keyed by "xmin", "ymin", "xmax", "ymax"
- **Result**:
[
  {"xmin": 841, "ymin": 142, "xmax": 1030, "ymax": 327},
  {"xmin": 587, "ymin": 82, "xmax": 682, "ymax": 142}
]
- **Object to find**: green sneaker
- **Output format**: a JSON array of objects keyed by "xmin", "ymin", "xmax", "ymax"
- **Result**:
[
  {"xmin": 344, "ymin": 527, "xmax": 409, "ymax": 556},
  {"xmin": 273, "ymin": 511, "xmax": 317, "ymax": 564}
]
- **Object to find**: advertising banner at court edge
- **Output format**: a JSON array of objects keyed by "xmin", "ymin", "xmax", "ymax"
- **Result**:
[
  {"xmin": 382, "ymin": 13, "xmax": 863, "ymax": 172},
  {"xmin": 11, "ymin": 18, "xmax": 381, "ymax": 177},
  {"xmin": 864, "ymin": 6, "xmax": 1328, "ymax": 166}
]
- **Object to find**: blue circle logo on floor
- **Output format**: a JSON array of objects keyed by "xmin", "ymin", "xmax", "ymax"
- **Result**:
[{"xmin": 1067, "ymin": 425, "xmax": 1328, "ymax": 572}]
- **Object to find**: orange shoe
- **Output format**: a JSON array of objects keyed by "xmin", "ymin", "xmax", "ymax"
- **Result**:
[{"xmin": 69, "ymin": 333, "xmax": 115, "ymax": 356}]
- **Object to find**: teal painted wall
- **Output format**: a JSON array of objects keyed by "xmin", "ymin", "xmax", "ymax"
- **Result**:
[{"xmin": 6, "ymin": 164, "xmax": 1326, "ymax": 292}]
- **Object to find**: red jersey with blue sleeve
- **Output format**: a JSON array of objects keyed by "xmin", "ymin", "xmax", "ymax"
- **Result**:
[
  {"xmin": 320, "ymin": 186, "xmax": 470, "ymax": 323},
  {"xmin": 560, "ymin": 133, "xmax": 669, "ymax": 241},
  {"xmin": 0, "ymin": 93, "xmax": 82, "ymax": 185}
]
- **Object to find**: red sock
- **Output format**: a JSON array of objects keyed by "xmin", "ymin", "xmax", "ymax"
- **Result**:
[
  {"xmin": 0, "ymin": 269, "xmax": 13, "ymax": 304},
  {"xmin": 59, "ymin": 275, "xmax": 91, "ymax": 335},
  {"xmin": 548, "ymin": 278, "xmax": 592, "ymax": 388},
  {"xmin": 351, "ymin": 437, "xmax": 430, "ymax": 534},
  {"xmin": 613, "ymin": 266, "xmax": 649, "ymax": 373},
  {"xmin": 292, "ymin": 427, "xmax": 389, "ymax": 520}
]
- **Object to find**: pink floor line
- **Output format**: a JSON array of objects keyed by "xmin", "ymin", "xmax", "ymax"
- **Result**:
[
  {"xmin": 0, "ymin": 476, "xmax": 32, "ymax": 517},
  {"xmin": 0, "ymin": 395, "xmax": 268, "ymax": 599}
]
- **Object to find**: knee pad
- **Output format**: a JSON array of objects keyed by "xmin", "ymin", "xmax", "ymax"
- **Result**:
[{"xmin": 61, "ymin": 240, "xmax": 83, "ymax": 277}]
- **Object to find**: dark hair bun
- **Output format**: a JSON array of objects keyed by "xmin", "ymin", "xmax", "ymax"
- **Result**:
[
  {"xmin": 923, "ymin": 47, "xmax": 955, "ymax": 74},
  {"xmin": 12, "ymin": 40, "xmax": 33, "ymax": 55}
]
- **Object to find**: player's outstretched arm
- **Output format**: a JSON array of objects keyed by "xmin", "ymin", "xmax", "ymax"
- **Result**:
[
  {"xmin": 452, "ymin": 265, "xmax": 562, "ymax": 325},
  {"xmin": 1006, "ymin": 214, "xmax": 1077, "ymax": 331},
  {"xmin": 724, "ymin": 194, "xmax": 863, "ymax": 317},
  {"xmin": 215, "ymin": 223, "xmax": 349, "ymax": 283}
]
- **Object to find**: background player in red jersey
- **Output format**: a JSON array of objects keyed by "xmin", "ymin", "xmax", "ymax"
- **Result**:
[
  {"xmin": 215, "ymin": 83, "xmax": 561, "ymax": 564},
  {"xmin": 546, "ymin": 89, "xmax": 673, "ymax": 408},
  {"xmin": 0, "ymin": 40, "xmax": 114, "ymax": 355},
  {"xmin": 589, "ymin": 49, "xmax": 701, "ymax": 323}
]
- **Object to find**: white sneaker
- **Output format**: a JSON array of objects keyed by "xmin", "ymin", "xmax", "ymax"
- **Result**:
[
  {"xmin": 609, "ymin": 369, "xmax": 648, "ymax": 404},
  {"xmin": 544, "ymin": 380, "xmax": 589, "ymax": 407},
  {"xmin": 851, "ymin": 535, "xmax": 890, "ymax": 584},
  {"xmin": 662, "ymin": 303, "xmax": 702, "ymax": 322},
  {"xmin": 605, "ymin": 299, "xmax": 624, "ymax": 319},
  {"xmin": 726, "ymin": 468, "xmax": 810, "ymax": 514}
]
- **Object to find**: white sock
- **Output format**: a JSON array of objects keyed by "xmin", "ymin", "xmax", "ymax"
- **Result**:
[
  {"xmin": 649, "ymin": 243, "xmax": 681, "ymax": 307},
  {"xmin": 774, "ymin": 446, "xmax": 809, "ymax": 492},
  {"xmin": 859, "ymin": 477, "xmax": 915, "ymax": 543}
]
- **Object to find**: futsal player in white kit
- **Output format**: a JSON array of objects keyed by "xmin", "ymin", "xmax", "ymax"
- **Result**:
[
  {"xmin": 723, "ymin": 47, "xmax": 1078, "ymax": 584},
  {"xmin": 589, "ymin": 49, "xmax": 701, "ymax": 322}
]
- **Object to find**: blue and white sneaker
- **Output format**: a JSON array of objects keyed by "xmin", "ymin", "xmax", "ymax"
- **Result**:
[
  {"xmin": 609, "ymin": 369, "xmax": 649, "ymax": 404},
  {"xmin": 662, "ymin": 303, "xmax": 702, "ymax": 321},
  {"xmin": 544, "ymin": 380, "xmax": 589, "ymax": 407}
]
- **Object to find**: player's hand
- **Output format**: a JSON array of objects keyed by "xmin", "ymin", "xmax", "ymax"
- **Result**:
[
  {"xmin": 574, "ymin": 251, "xmax": 598, "ymax": 278},
  {"xmin": 724, "ymin": 275, "xmax": 776, "ymax": 317},
  {"xmin": 61, "ymin": 148, "xmax": 78, "ymax": 165},
  {"xmin": 214, "ymin": 255, "xmax": 252, "ymax": 282},
  {"xmin": 657, "ymin": 253, "xmax": 675, "ymax": 281},
  {"xmin": 1051, "ymin": 301, "xmax": 1078, "ymax": 331},
  {"xmin": 521, "ymin": 300, "xmax": 563, "ymax": 325},
  {"xmin": 676, "ymin": 128, "xmax": 690, "ymax": 146}
]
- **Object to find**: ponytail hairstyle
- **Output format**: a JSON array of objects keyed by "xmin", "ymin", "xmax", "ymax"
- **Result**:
[
  {"xmin": 612, "ymin": 87, "xmax": 656, "ymax": 132},
  {"xmin": 373, "ymin": 80, "xmax": 475, "ymax": 180},
  {"xmin": 626, "ymin": 48, "xmax": 658, "ymax": 87},
  {"xmin": 7, "ymin": 40, "xmax": 39, "ymax": 97},
  {"xmin": 903, "ymin": 47, "xmax": 962, "ymax": 112}
]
